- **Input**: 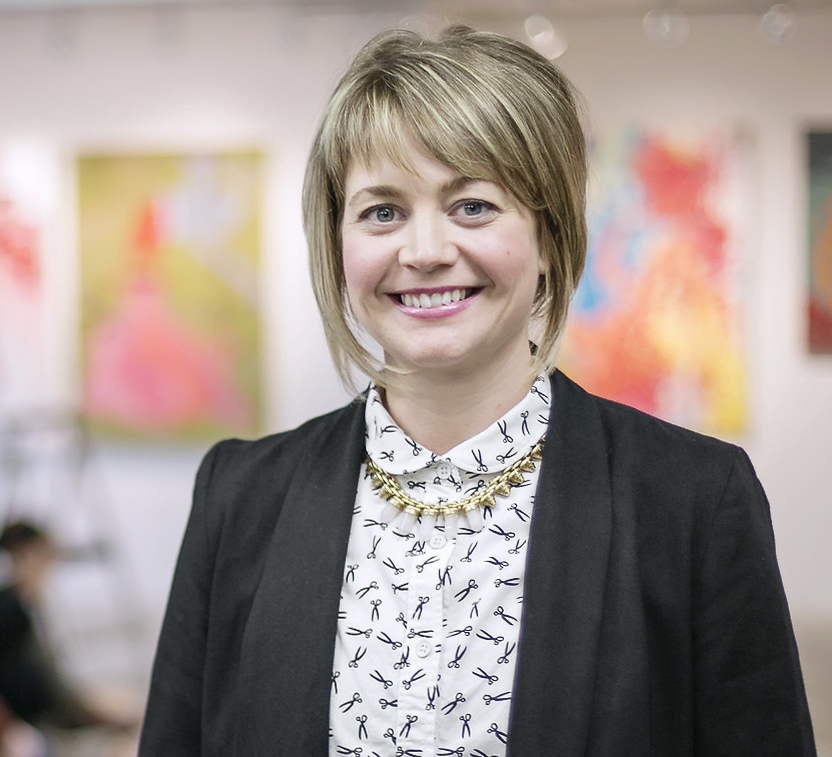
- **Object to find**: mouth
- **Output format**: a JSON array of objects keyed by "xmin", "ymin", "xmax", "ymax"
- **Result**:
[{"xmin": 396, "ymin": 288, "xmax": 477, "ymax": 310}]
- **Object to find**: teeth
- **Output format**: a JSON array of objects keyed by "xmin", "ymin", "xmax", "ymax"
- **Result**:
[{"xmin": 401, "ymin": 289, "xmax": 468, "ymax": 309}]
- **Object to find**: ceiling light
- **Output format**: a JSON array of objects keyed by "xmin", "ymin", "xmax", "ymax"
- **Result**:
[
  {"xmin": 759, "ymin": 3, "xmax": 796, "ymax": 45},
  {"xmin": 524, "ymin": 15, "xmax": 568, "ymax": 60},
  {"xmin": 643, "ymin": 7, "xmax": 689, "ymax": 49}
]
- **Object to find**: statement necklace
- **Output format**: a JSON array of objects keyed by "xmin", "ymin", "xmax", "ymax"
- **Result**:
[{"xmin": 365, "ymin": 436, "xmax": 545, "ymax": 519}]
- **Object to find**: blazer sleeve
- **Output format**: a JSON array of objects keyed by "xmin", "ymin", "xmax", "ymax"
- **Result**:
[
  {"xmin": 692, "ymin": 447, "xmax": 816, "ymax": 756},
  {"xmin": 138, "ymin": 443, "xmax": 221, "ymax": 757}
]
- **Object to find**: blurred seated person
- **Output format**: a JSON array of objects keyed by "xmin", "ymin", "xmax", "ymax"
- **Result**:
[{"xmin": 0, "ymin": 521, "xmax": 138, "ymax": 757}]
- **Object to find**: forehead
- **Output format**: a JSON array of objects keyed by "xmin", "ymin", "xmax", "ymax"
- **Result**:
[
  {"xmin": 341, "ymin": 132, "xmax": 511, "ymax": 207},
  {"xmin": 344, "ymin": 144, "xmax": 461, "ymax": 194}
]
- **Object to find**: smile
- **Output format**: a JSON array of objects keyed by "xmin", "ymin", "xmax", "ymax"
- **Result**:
[{"xmin": 398, "ymin": 288, "xmax": 474, "ymax": 309}]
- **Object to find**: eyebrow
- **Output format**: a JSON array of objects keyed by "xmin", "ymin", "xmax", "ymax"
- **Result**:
[
  {"xmin": 345, "ymin": 176, "xmax": 483, "ymax": 208},
  {"xmin": 346, "ymin": 185, "xmax": 404, "ymax": 206}
]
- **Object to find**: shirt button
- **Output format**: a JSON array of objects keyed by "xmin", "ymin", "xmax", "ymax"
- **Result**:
[
  {"xmin": 436, "ymin": 462, "xmax": 453, "ymax": 479},
  {"xmin": 428, "ymin": 533, "xmax": 447, "ymax": 550},
  {"xmin": 416, "ymin": 641, "xmax": 432, "ymax": 658}
]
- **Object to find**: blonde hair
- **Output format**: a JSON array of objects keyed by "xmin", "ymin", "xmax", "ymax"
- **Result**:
[{"xmin": 303, "ymin": 24, "xmax": 587, "ymax": 389}]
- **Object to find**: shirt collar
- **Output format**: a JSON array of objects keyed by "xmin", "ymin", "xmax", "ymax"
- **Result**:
[{"xmin": 364, "ymin": 374, "xmax": 551, "ymax": 476}]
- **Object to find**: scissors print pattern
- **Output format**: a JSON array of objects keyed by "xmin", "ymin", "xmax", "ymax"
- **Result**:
[{"xmin": 329, "ymin": 377, "xmax": 550, "ymax": 756}]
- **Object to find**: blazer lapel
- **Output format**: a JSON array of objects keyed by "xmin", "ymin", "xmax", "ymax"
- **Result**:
[
  {"xmin": 234, "ymin": 401, "xmax": 366, "ymax": 756},
  {"xmin": 508, "ymin": 371, "xmax": 614, "ymax": 756}
]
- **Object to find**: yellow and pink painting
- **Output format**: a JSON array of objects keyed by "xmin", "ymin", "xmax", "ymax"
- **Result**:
[
  {"xmin": 559, "ymin": 130, "xmax": 749, "ymax": 435},
  {"xmin": 78, "ymin": 152, "xmax": 262, "ymax": 441}
]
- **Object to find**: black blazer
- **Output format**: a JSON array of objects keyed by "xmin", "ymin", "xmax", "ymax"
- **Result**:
[{"xmin": 139, "ymin": 372, "xmax": 816, "ymax": 756}]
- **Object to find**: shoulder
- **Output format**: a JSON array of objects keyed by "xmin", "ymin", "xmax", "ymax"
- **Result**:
[
  {"xmin": 549, "ymin": 371, "xmax": 756, "ymax": 519},
  {"xmin": 188, "ymin": 397, "xmax": 366, "ymax": 536},
  {"xmin": 201, "ymin": 396, "xmax": 366, "ymax": 481},
  {"xmin": 552, "ymin": 370, "xmax": 743, "ymax": 471},
  {"xmin": 550, "ymin": 372, "xmax": 774, "ymax": 586}
]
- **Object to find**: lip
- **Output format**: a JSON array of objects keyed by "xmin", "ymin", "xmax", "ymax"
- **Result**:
[{"xmin": 390, "ymin": 286, "xmax": 480, "ymax": 319}]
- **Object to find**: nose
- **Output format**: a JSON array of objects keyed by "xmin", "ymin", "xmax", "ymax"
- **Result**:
[{"xmin": 397, "ymin": 212, "xmax": 458, "ymax": 272}]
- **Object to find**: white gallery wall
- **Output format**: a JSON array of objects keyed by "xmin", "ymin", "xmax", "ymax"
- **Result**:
[{"xmin": 1, "ymin": 4, "xmax": 830, "ymax": 674}]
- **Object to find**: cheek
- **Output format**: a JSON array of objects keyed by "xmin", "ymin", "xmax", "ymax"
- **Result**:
[
  {"xmin": 341, "ymin": 237, "xmax": 382, "ymax": 314},
  {"xmin": 341, "ymin": 233, "xmax": 366, "ymax": 284},
  {"xmin": 493, "ymin": 232, "xmax": 544, "ymax": 291},
  {"xmin": 341, "ymin": 242, "xmax": 360, "ymax": 293}
]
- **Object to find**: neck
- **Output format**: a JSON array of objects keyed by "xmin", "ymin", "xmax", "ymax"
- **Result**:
[{"xmin": 381, "ymin": 350, "xmax": 539, "ymax": 455}]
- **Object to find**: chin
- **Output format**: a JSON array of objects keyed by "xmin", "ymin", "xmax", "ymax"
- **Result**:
[{"xmin": 394, "ymin": 348, "xmax": 487, "ymax": 375}]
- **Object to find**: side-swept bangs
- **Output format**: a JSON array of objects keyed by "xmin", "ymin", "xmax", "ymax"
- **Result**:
[{"xmin": 303, "ymin": 25, "xmax": 588, "ymax": 390}]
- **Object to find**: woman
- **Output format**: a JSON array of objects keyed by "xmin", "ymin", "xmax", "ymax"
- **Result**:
[{"xmin": 138, "ymin": 26, "xmax": 816, "ymax": 757}]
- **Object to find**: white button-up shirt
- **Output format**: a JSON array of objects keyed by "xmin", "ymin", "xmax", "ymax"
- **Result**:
[{"xmin": 329, "ymin": 376, "xmax": 551, "ymax": 757}]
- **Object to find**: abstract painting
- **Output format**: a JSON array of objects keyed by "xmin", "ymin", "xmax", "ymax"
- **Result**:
[
  {"xmin": 558, "ymin": 129, "xmax": 750, "ymax": 435},
  {"xmin": 807, "ymin": 130, "xmax": 832, "ymax": 353},
  {"xmin": 78, "ymin": 152, "xmax": 263, "ymax": 441}
]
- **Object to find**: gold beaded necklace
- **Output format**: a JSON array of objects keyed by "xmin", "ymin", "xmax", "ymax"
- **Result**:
[{"xmin": 365, "ymin": 436, "xmax": 545, "ymax": 519}]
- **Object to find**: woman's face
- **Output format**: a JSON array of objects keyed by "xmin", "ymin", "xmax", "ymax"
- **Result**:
[{"xmin": 340, "ymin": 140, "xmax": 545, "ymax": 380}]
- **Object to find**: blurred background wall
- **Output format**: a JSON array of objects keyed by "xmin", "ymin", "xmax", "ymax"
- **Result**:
[{"xmin": 0, "ymin": 0, "xmax": 830, "ymax": 748}]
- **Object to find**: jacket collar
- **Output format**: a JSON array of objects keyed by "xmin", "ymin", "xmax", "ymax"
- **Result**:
[{"xmin": 235, "ymin": 371, "xmax": 612, "ymax": 756}]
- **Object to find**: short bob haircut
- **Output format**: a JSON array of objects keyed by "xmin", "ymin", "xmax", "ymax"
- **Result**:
[{"xmin": 303, "ymin": 25, "xmax": 588, "ymax": 390}]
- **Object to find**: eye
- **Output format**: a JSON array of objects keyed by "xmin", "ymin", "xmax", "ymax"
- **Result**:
[
  {"xmin": 360, "ymin": 205, "xmax": 398, "ymax": 224},
  {"xmin": 461, "ymin": 200, "xmax": 487, "ymax": 216},
  {"xmin": 451, "ymin": 199, "xmax": 498, "ymax": 224}
]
